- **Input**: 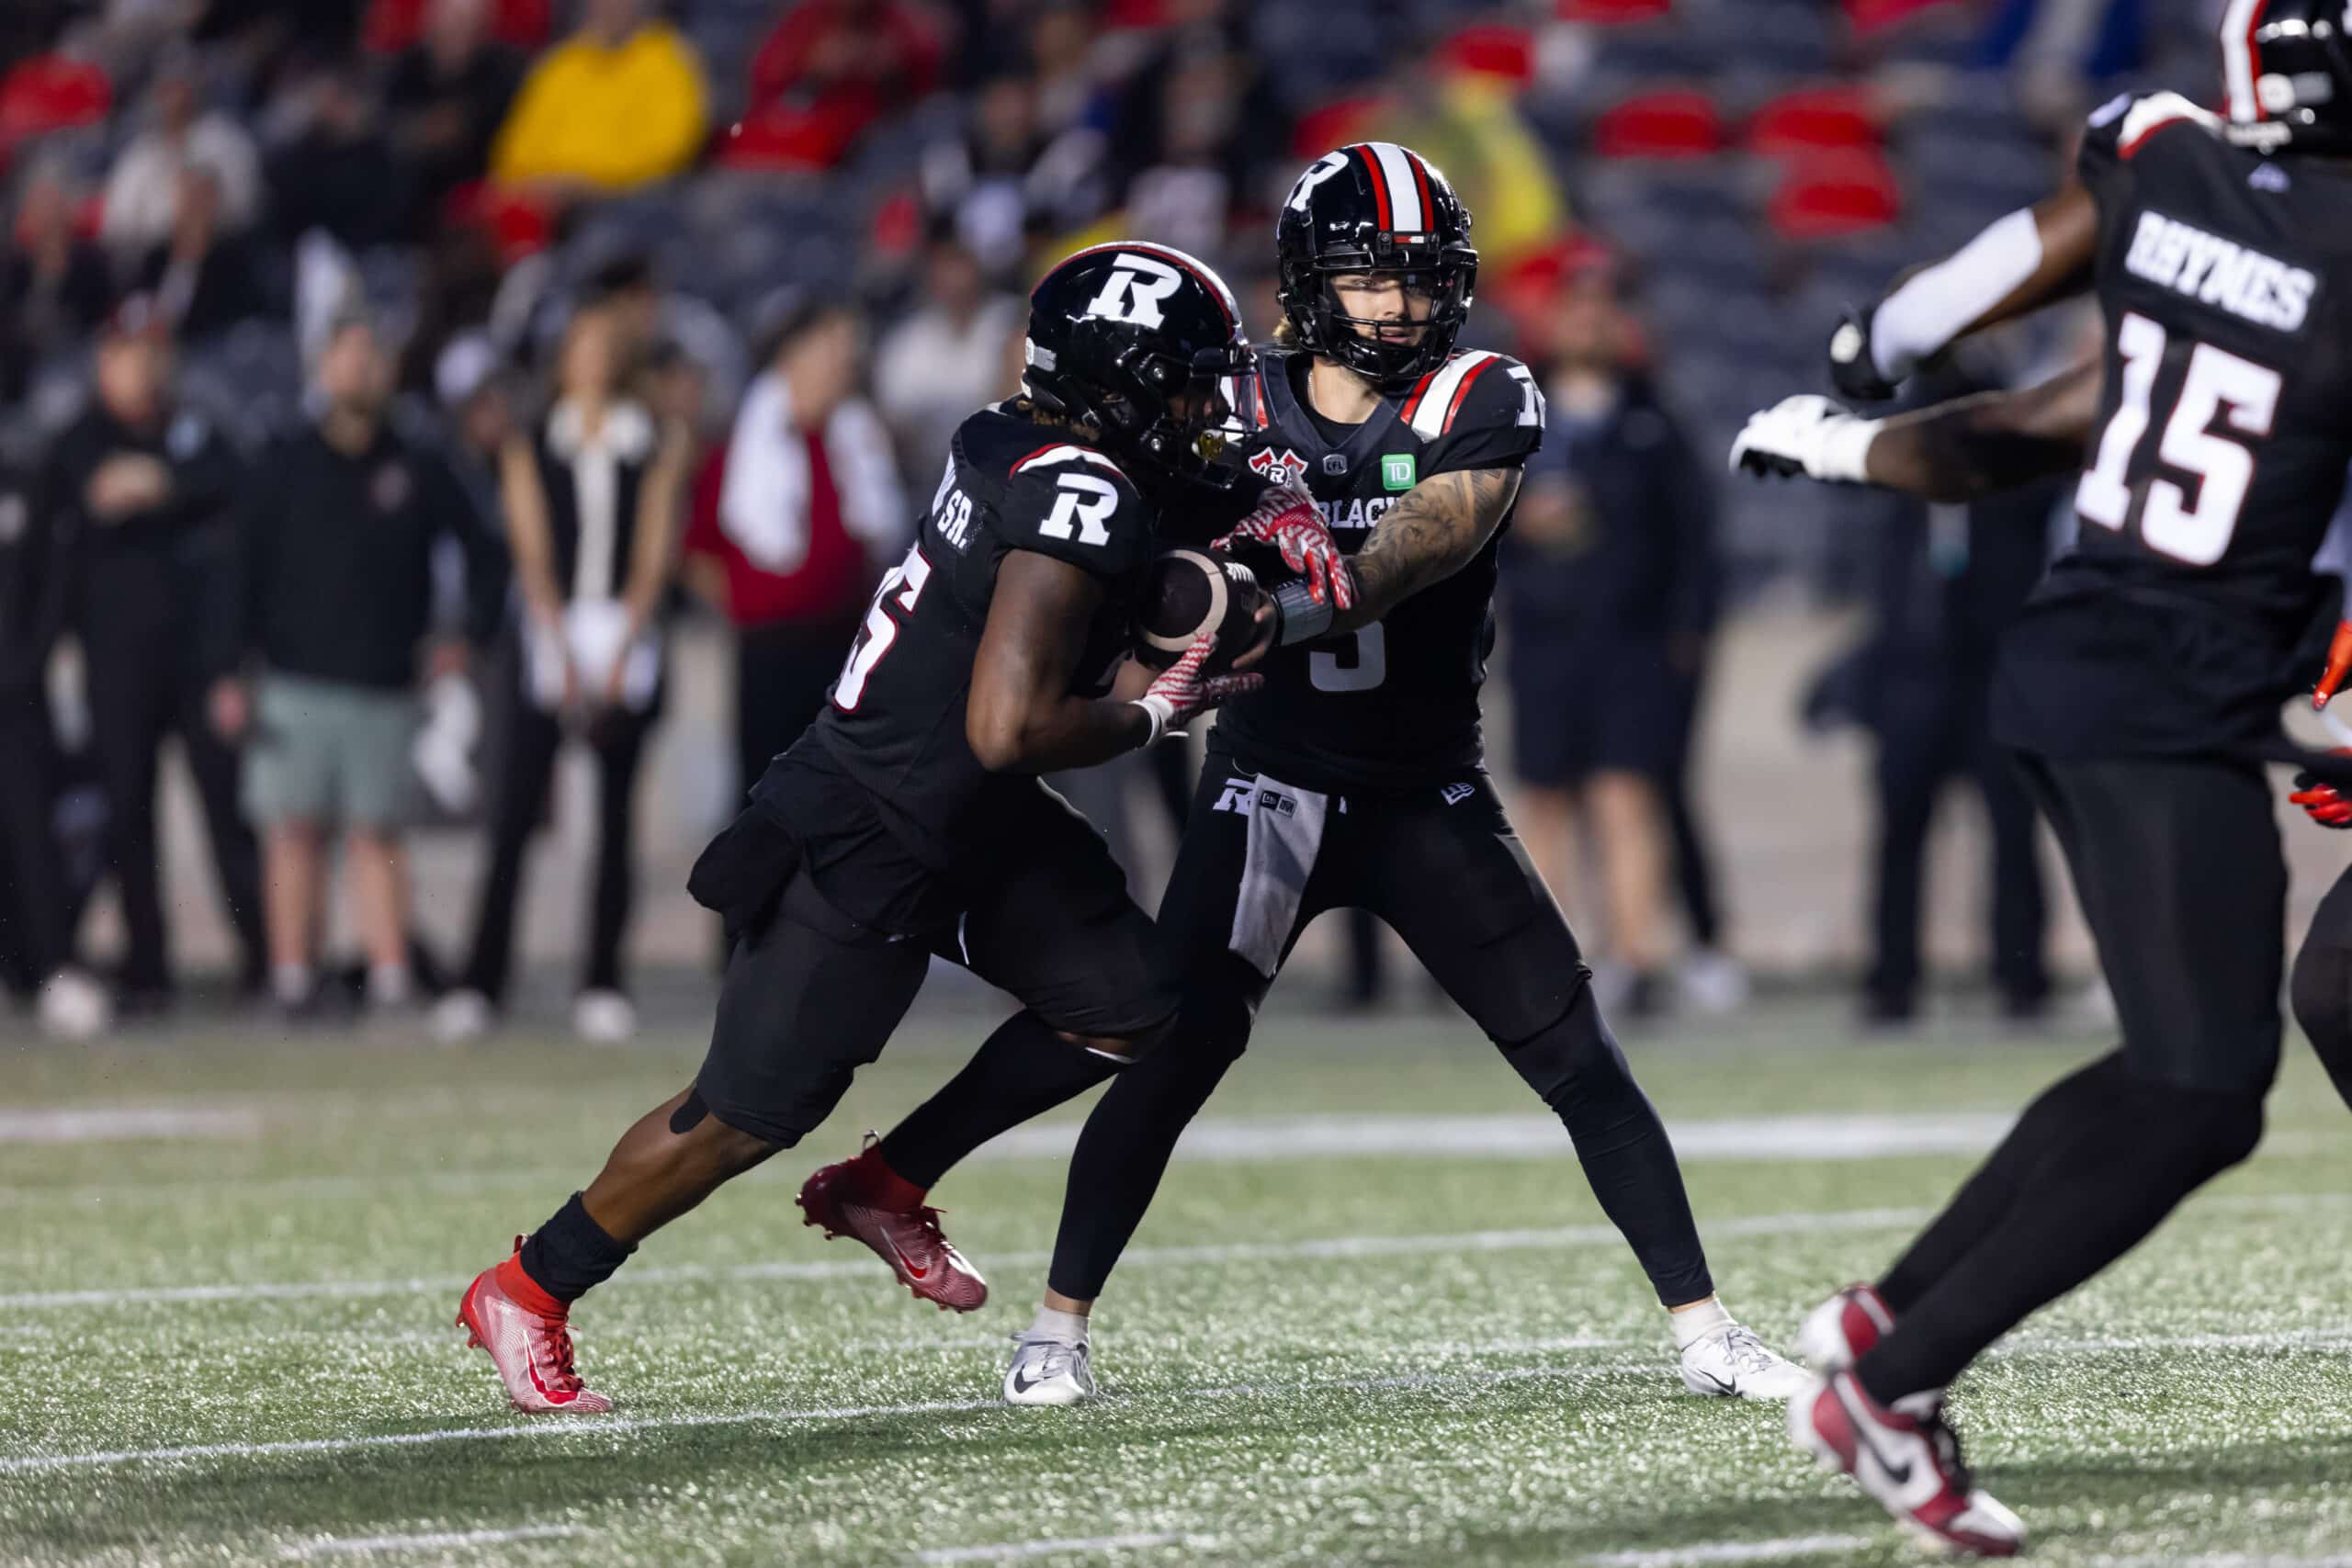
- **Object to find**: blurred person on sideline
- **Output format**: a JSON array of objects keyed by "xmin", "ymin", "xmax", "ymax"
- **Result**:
[
  {"xmin": 43, "ymin": 297, "xmax": 266, "ymax": 1016},
  {"xmin": 1501, "ymin": 254, "xmax": 1729, "ymax": 1021},
  {"xmin": 489, "ymin": 0, "xmax": 706, "ymax": 204},
  {"xmin": 100, "ymin": 51, "xmax": 262, "ymax": 256},
  {"xmin": 920, "ymin": 72, "xmax": 1108, "ymax": 278},
  {"xmin": 681, "ymin": 298, "xmax": 906, "ymax": 809},
  {"xmin": 435, "ymin": 308, "xmax": 688, "ymax": 1045},
  {"xmin": 2, "ymin": 163, "xmax": 115, "ymax": 404},
  {"xmin": 741, "ymin": 0, "xmax": 944, "ymax": 170},
  {"xmin": 266, "ymin": 57, "xmax": 407, "ymax": 252},
  {"xmin": 874, "ymin": 231, "xmax": 1023, "ymax": 473},
  {"xmin": 385, "ymin": 0, "xmax": 524, "ymax": 237},
  {"xmin": 0, "ymin": 431, "xmax": 110, "ymax": 1037},
  {"xmin": 209, "ymin": 314, "xmax": 489, "ymax": 1021},
  {"xmin": 1839, "ymin": 360, "xmax": 2055, "ymax": 1031}
]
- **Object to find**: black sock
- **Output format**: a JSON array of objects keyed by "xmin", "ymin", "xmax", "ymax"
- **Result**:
[
  {"xmin": 1856, "ymin": 1073, "xmax": 2264, "ymax": 1404},
  {"xmin": 876, "ymin": 1010, "xmax": 1124, "ymax": 1190},
  {"xmin": 517, "ymin": 1191, "xmax": 635, "ymax": 1304},
  {"xmin": 1501, "ymin": 990, "xmax": 1713, "ymax": 1305},
  {"xmin": 1875, "ymin": 1051, "xmax": 2128, "ymax": 1313}
]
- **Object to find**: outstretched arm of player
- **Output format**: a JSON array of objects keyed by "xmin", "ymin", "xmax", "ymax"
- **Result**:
[
  {"xmin": 967, "ymin": 549, "xmax": 1261, "ymax": 772},
  {"xmin": 1831, "ymin": 185, "xmax": 2098, "ymax": 401},
  {"xmin": 1288, "ymin": 467, "xmax": 1521, "ymax": 637},
  {"xmin": 1733, "ymin": 356, "xmax": 2100, "ymax": 504}
]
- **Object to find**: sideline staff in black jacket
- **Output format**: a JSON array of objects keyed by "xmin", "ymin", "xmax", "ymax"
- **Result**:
[
  {"xmin": 210, "ymin": 314, "xmax": 486, "ymax": 1016},
  {"xmin": 43, "ymin": 298, "xmax": 266, "ymax": 1010}
]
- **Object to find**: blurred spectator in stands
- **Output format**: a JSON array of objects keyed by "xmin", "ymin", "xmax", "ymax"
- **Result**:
[
  {"xmin": 682, "ymin": 298, "xmax": 906, "ymax": 809},
  {"xmin": 0, "ymin": 428, "xmax": 110, "ymax": 1037},
  {"xmin": 101, "ymin": 51, "xmax": 262, "ymax": 256},
  {"xmin": 875, "ymin": 231, "xmax": 1021, "ymax": 471},
  {"xmin": 1845, "ymin": 361, "xmax": 2055, "ymax": 1030},
  {"xmin": 2, "ymin": 164, "xmax": 115, "ymax": 404},
  {"xmin": 44, "ymin": 298, "xmax": 266, "ymax": 1015},
  {"xmin": 1502, "ymin": 256, "xmax": 1726, "ymax": 1021},
  {"xmin": 435, "ymin": 306, "xmax": 687, "ymax": 1045},
  {"xmin": 1113, "ymin": 40, "xmax": 1244, "ymax": 258},
  {"xmin": 386, "ymin": 0, "xmax": 524, "ymax": 238},
  {"xmin": 489, "ymin": 0, "xmax": 707, "ymax": 204},
  {"xmin": 368, "ymin": 0, "xmax": 548, "ymax": 55},
  {"xmin": 742, "ymin": 0, "xmax": 944, "ymax": 172},
  {"xmin": 1978, "ymin": 0, "xmax": 2147, "ymax": 133},
  {"xmin": 1027, "ymin": 0, "xmax": 1104, "ymax": 133},
  {"xmin": 133, "ymin": 166, "xmax": 271, "ymax": 344},
  {"xmin": 921, "ymin": 72, "xmax": 1105, "ymax": 277},
  {"xmin": 210, "ymin": 314, "xmax": 489, "ymax": 1021},
  {"xmin": 267, "ymin": 59, "xmax": 406, "ymax": 251}
]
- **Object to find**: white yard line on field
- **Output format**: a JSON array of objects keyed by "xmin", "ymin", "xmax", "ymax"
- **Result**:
[
  {"xmin": 0, "ymin": 1104, "xmax": 262, "ymax": 1145},
  {"xmin": 277, "ymin": 1524, "xmax": 587, "ymax": 1558},
  {"xmin": 0, "ymin": 1204, "xmax": 1932, "ymax": 1311},
  {"xmin": 1585, "ymin": 1538, "xmax": 1871, "ymax": 1567},
  {"xmin": 913, "ymin": 1533, "xmax": 1196, "ymax": 1563},
  {"xmin": 0, "ymin": 1363, "xmax": 1648, "ymax": 1475}
]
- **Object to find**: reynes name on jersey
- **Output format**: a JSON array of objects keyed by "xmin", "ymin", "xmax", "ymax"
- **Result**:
[{"xmin": 2122, "ymin": 209, "xmax": 2316, "ymax": 333}]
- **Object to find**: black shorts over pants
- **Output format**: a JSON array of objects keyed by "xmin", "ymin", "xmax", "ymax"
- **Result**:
[{"xmin": 689, "ymin": 749, "xmax": 1177, "ymax": 1147}]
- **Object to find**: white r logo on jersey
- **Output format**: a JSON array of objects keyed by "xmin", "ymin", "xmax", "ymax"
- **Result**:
[{"xmin": 1084, "ymin": 254, "xmax": 1185, "ymax": 328}]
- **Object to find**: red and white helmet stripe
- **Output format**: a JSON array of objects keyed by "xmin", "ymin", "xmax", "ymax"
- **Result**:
[
  {"xmin": 2221, "ymin": 0, "xmax": 2273, "ymax": 123},
  {"xmin": 1349, "ymin": 141, "xmax": 1437, "ymax": 233}
]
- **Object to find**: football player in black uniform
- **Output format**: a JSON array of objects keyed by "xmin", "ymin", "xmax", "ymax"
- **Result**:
[
  {"xmin": 1729, "ymin": 7, "xmax": 2352, "ymax": 1551},
  {"xmin": 850, "ymin": 142, "xmax": 1806, "ymax": 1408},
  {"xmin": 454, "ymin": 243, "xmax": 1274, "ymax": 1413}
]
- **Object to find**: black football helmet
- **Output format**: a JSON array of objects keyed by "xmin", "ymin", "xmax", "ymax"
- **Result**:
[
  {"xmin": 1023, "ymin": 242, "xmax": 1254, "ymax": 483},
  {"xmin": 2223, "ymin": 0, "xmax": 2352, "ymax": 152},
  {"xmin": 1275, "ymin": 142, "xmax": 1479, "ymax": 389}
]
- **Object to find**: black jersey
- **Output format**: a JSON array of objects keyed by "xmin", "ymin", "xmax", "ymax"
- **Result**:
[
  {"xmin": 1993, "ymin": 93, "xmax": 2352, "ymax": 760},
  {"xmin": 1204, "ymin": 345, "xmax": 1545, "ymax": 794},
  {"xmin": 799, "ymin": 404, "xmax": 1152, "ymax": 867}
]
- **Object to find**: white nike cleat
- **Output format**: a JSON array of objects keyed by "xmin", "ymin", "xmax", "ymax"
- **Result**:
[
  {"xmin": 1796, "ymin": 1282, "xmax": 1894, "ymax": 1374},
  {"xmin": 1004, "ymin": 1330, "xmax": 1095, "ymax": 1406},
  {"xmin": 1681, "ymin": 1322, "xmax": 1812, "ymax": 1400}
]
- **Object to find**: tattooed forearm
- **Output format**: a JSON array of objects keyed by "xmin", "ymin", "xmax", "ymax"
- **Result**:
[{"xmin": 1334, "ymin": 467, "xmax": 1521, "ymax": 633}]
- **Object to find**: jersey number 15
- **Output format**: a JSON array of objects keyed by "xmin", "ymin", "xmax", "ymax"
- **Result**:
[{"xmin": 2075, "ymin": 311, "xmax": 2282, "ymax": 566}]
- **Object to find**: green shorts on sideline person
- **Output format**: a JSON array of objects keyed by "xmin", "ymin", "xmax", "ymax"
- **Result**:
[{"xmin": 242, "ymin": 673, "xmax": 424, "ymax": 830}]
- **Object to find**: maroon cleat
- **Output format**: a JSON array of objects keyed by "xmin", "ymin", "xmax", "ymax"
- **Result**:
[
  {"xmin": 797, "ymin": 1139, "xmax": 988, "ymax": 1312},
  {"xmin": 1791, "ymin": 1370, "xmax": 2024, "ymax": 1557},
  {"xmin": 1795, "ymin": 1281, "xmax": 1894, "ymax": 1372}
]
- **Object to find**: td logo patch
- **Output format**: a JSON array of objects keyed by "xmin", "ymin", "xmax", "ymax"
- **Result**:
[{"xmin": 1381, "ymin": 453, "xmax": 1417, "ymax": 491}]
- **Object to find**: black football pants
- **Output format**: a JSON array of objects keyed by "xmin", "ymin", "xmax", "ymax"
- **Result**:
[
  {"xmin": 1045, "ymin": 737, "xmax": 1715, "ymax": 1306},
  {"xmin": 1854, "ymin": 752, "xmax": 2275, "ymax": 1403}
]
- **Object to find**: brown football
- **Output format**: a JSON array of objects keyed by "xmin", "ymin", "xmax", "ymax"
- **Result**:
[{"xmin": 1133, "ymin": 547, "xmax": 1267, "ymax": 672}]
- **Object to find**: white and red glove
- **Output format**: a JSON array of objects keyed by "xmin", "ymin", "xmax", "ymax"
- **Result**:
[
  {"xmin": 1132, "ymin": 631, "xmax": 1263, "ymax": 746},
  {"xmin": 1215, "ymin": 485, "xmax": 1356, "ymax": 611}
]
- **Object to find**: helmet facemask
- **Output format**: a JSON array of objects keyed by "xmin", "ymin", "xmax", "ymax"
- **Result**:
[{"xmin": 1282, "ymin": 245, "xmax": 1477, "ymax": 389}]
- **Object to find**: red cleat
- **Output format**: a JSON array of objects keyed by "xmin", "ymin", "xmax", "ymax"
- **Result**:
[
  {"xmin": 1792, "ymin": 1371, "xmax": 2024, "ymax": 1557},
  {"xmin": 797, "ymin": 1140, "xmax": 988, "ymax": 1312},
  {"xmin": 456, "ymin": 1242, "xmax": 613, "ymax": 1414},
  {"xmin": 1795, "ymin": 1281, "xmax": 1894, "ymax": 1372}
]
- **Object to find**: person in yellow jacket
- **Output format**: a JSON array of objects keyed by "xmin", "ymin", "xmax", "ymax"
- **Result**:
[{"xmin": 492, "ymin": 0, "xmax": 707, "ymax": 197}]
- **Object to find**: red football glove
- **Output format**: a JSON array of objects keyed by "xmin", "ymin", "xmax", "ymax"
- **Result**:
[
  {"xmin": 2315, "ymin": 618, "xmax": 2352, "ymax": 709},
  {"xmin": 2291, "ymin": 752, "xmax": 2352, "ymax": 829},
  {"xmin": 1134, "ymin": 630, "xmax": 1263, "ymax": 745},
  {"xmin": 1215, "ymin": 485, "xmax": 1356, "ymax": 611}
]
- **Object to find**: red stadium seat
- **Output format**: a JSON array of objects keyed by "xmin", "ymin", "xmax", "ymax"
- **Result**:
[
  {"xmin": 1289, "ymin": 95, "xmax": 1384, "ymax": 162},
  {"xmin": 1438, "ymin": 24, "xmax": 1536, "ymax": 86},
  {"xmin": 1747, "ymin": 85, "xmax": 1880, "ymax": 156},
  {"xmin": 364, "ymin": 0, "xmax": 549, "ymax": 53},
  {"xmin": 447, "ymin": 181, "xmax": 552, "ymax": 263},
  {"xmin": 1591, "ymin": 90, "xmax": 1724, "ymax": 159},
  {"xmin": 1845, "ymin": 0, "xmax": 1968, "ymax": 33},
  {"xmin": 1767, "ymin": 152, "xmax": 1902, "ymax": 239},
  {"xmin": 718, "ymin": 106, "xmax": 865, "ymax": 173},
  {"xmin": 1556, "ymin": 0, "xmax": 1671, "ymax": 23},
  {"xmin": 0, "ymin": 56, "xmax": 111, "ymax": 144}
]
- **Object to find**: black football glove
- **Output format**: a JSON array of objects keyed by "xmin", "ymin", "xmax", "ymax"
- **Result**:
[{"xmin": 1827, "ymin": 306, "xmax": 1903, "ymax": 403}]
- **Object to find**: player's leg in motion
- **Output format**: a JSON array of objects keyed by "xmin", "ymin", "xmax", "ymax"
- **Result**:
[
  {"xmin": 797, "ymin": 787, "xmax": 1183, "ymax": 1325},
  {"xmin": 2288, "ymin": 862, "xmax": 2352, "ymax": 1112},
  {"xmin": 458, "ymin": 831, "xmax": 931, "ymax": 1414},
  {"xmin": 1005, "ymin": 756, "xmax": 1329, "ymax": 1404},
  {"xmin": 1790, "ymin": 754, "xmax": 2278, "ymax": 1555},
  {"xmin": 1366, "ymin": 778, "xmax": 1802, "ymax": 1399}
]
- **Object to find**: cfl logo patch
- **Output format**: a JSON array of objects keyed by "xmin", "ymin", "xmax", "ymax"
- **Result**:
[
  {"xmin": 1213, "ymin": 777, "xmax": 1295, "ymax": 818},
  {"xmin": 1441, "ymin": 782, "xmax": 1475, "ymax": 806},
  {"xmin": 1084, "ymin": 254, "xmax": 1184, "ymax": 328}
]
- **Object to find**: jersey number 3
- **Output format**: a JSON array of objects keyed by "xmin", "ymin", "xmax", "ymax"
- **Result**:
[{"xmin": 2075, "ymin": 311, "xmax": 2281, "ymax": 566}]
